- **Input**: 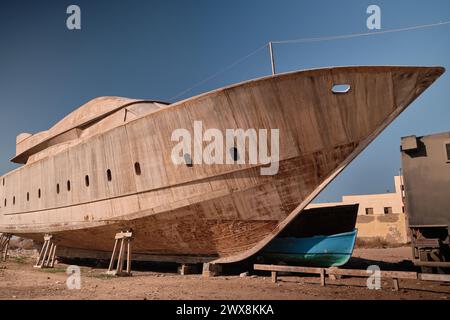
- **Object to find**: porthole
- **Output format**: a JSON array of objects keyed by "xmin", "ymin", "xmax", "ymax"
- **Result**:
[
  {"xmin": 184, "ymin": 154, "xmax": 193, "ymax": 167},
  {"xmin": 230, "ymin": 147, "xmax": 239, "ymax": 162},
  {"xmin": 134, "ymin": 162, "xmax": 141, "ymax": 176},
  {"xmin": 67, "ymin": 180, "xmax": 71, "ymax": 192},
  {"xmin": 331, "ymin": 84, "xmax": 351, "ymax": 94},
  {"xmin": 85, "ymin": 175, "xmax": 90, "ymax": 187},
  {"xmin": 107, "ymin": 169, "xmax": 112, "ymax": 182}
]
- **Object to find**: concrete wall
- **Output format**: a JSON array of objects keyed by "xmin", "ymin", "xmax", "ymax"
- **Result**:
[
  {"xmin": 355, "ymin": 213, "xmax": 408, "ymax": 244},
  {"xmin": 307, "ymin": 176, "xmax": 408, "ymax": 244}
]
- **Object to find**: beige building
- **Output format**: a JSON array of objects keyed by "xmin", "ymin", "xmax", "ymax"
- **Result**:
[{"xmin": 307, "ymin": 176, "xmax": 409, "ymax": 244}]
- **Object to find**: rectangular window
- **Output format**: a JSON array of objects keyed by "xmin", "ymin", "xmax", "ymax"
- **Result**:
[
  {"xmin": 446, "ymin": 143, "xmax": 450, "ymax": 162},
  {"xmin": 365, "ymin": 208, "xmax": 374, "ymax": 215},
  {"xmin": 384, "ymin": 207, "xmax": 393, "ymax": 214}
]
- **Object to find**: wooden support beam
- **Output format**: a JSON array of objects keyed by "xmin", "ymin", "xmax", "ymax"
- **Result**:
[
  {"xmin": 254, "ymin": 264, "xmax": 425, "ymax": 291},
  {"xmin": 255, "ymin": 264, "xmax": 418, "ymax": 280},
  {"xmin": 35, "ymin": 242, "xmax": 46, "ymax": 266},
  {"xmin": 50, "ymin": 244, "xmax": 57, "ymax": 268},
  {"xmin": 126, "ymin": 239, "xmax": 132, "ymax": 274},
  {"xmin": 320, "ymin": 269, "xmax": 326, "ymax": 287},
  {"xmin": 413, "ymin": 260, "xmax": 450, "ymax": 268},
  {"xmin": 0, "ymin": 233, "xmax": 12, "ymax": 262},
  {"xmin": 44, "ymin": 243, "xmax": 54, "ymax": 267},
  {"xmin": 202, "ymin": 263, "xmax": 223, "ymax": 277},
  {"xmin": 392, "ymin": 278, "xmax": 400, "ymax": 291},
  {"xmin": 108, "ymin": 239, "xmax": 118, "ymax": 272},
  {"xmin": 419, "ymin": 273, "xmax": 450, "ymax": 282},
  {"xmin": 40, "ymin": 241, "xmax": 50, "ymax": 267},
  {"xmin": 116, "ymin": 239, "xmax": 125, "ymax": 273},
  {"xmin": 271, "ymin": 271, "xmax": 277, "ymax": 283},
  {"xmin": 106, "ymin": 230, "xmax": 133, "ymax": 277},
  {"xmin": 254, "ymin": 264, "xmax": 323, "ymax": 275},
  {"xmin": 2, "ymin": 240, "xmax": 8, "ymax": 262},
  {"xmin": 34, "ymin": 234, "xmax": 57, "ymax": 268},
  {"xmin": 178, "ymin": 264, "xmax": 199, "ymax": 275},
  {"xmin": 327, "ymin": 268, "xmax": 417, "ymax": 280}
]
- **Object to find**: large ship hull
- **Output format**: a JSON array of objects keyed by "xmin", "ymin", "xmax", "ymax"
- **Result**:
[{"xmin": 0, "ymin": 66, "xmax": 444, "ymax": 263}]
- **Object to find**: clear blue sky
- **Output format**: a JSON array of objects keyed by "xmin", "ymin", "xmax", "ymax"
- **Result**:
[{"xmin": 0, "ymin": 0, "xmax": 449, "ymax": 202}]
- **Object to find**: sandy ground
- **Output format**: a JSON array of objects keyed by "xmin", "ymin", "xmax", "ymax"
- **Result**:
[{"xmin": 0, "ymin": 246, "xmax": 449, "ymax": 300}]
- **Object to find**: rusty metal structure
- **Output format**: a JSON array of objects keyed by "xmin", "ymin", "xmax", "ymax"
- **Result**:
[{"xmin": 401, "ymin": 131, "xmax": 450, "ymax": 272}]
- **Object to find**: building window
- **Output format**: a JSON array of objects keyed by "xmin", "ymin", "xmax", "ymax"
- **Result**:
[
  {"xmin": 384, "ymin": 207, "xmax": 393, "ymax": 214},
  {"xmin": 134, "ymin": 162, "xmax": 141, "ymax": 176},
  {"xmin": 12, "ymin": 196, "xmax": 15, "ymax": 205},
  {"xmin": 107, "ymin": 169, "xmax": 112, "ymax": 182},
  {"xmin": 56, "ymin": 184, "xmax": 60, "ymax": 194},
  {"xmin": 365, "ymin": 208, "xmax": 374, "ymax": 215},
  {"xmin": 67, "ymin": 180, "xmax": 71, "ymax": 192},
  {"xmin": 4, "ymin": 199, "xmax": 6, "ymax": 207},
  {"xmin": 446, "ymin": 143, "xmax": 450, "ymax": 161},
  {"xmin": 38, "ymin": 189, "xmax": 41, "ymax": 199},
  {"xmin": 85, "ymin": 175, "xmax": 90, "ymax": 187},
  {"xmin": 2, "ymin": 178, "xmax": 4, "ymax": 186},
  {"xmin": 402, "ymin": 206, "xmax": 405, "ymax": 213},
  {"xmin": 27, "ymin": 192, "xmax": 29, "ymax": 202}
]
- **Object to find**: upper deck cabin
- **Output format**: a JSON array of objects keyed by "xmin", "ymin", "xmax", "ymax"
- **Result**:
[{"xmin": 11, "ymin": 97, "xmax": 169, "ymax": 165}]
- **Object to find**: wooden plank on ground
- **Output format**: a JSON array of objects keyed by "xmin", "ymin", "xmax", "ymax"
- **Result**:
[
  {"xmin": 413, "ymin": 260, "xmax": 450, "ymax": 268},
  {"xmin": 419, "ymin": 273, "xmax": 450, "ymax": 282},
  {"xmin": 254, "ymin": 264, "xmax": 417, "ymax": 280},
  {"xmin": 254, "ymin": 264, "xmax": 323, "ymax": 274},
  {"xmin": 327, "ymin": 268, "xmax": 417, "ymax": 280}
]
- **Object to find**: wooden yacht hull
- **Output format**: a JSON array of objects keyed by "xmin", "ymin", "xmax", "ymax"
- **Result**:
[{"xmin": 0, "ymin": 66, "xmax": 444, "ymax": 263}]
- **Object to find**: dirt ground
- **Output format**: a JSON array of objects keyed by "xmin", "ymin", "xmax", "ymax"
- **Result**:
[{"xmin": 0, "ymin": 246, "xmax": 449, "ymax": 300}]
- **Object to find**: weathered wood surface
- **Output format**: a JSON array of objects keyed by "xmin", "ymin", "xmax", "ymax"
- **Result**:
[
  {"xmin": 254, "ymin": 264, "xmax": 419, "ymax": 280},
  {"xmin": 107, "ymin": 230, "xmax": 133, "ymax": 276},
  {"xmin": 0, "ymin": 66, "xmax": 445, "ymax": 263},
  {"xmin": 254, "ymin": 264, "xmax": 418, "ymax": 290},
  {"xmin": 34, "ymin": 234, "xmax": 57, "ymax": 268},
  {"xmin": 0, "ymin": 233, "xmax": 12, "ymax": 261},
  {"xmin": 419, "ymin": 273, "xmax": 450, "ymax": 282},
  {"xmin": 327, "ymin": 267, "xmax": 417, "ymax": 280},
  {"xmin": 254, "ymin": 264, "xmax": 324, "ymax": 274}
]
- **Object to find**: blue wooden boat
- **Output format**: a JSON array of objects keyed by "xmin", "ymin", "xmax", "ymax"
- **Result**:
[{"xmin": 261, "ymin": 229, "xmax": 358, "ymax": 267}]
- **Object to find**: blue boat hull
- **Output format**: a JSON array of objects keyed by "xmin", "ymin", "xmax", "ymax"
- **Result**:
[{"xmin": 261, "ymin": 229, "xmax": 358, "ymax": 267}]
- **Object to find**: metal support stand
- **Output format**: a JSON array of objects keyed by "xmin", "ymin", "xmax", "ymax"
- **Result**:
[
  {"xmin": 0, "ymin": 233, "xmax": 12, "ymax": 262},
  {"xmin": 107, "ymin": 230, "xmax": 133, "ymax": 276},
  {"xmin": 34, "ymin": 234, "xmax": 57, "ymax": 268}
]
